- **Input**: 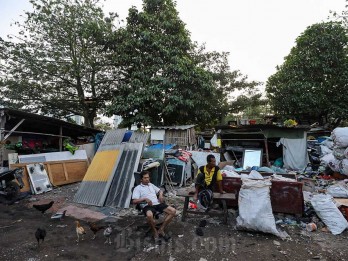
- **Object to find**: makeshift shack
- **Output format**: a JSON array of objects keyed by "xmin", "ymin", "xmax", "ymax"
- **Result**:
[
  {"xmin": 150, "ymin": 125, "xmax": 196, "ymax": 149},
  {"xmin": 217, "ymin": 124, "xmax": 310, "ymax": 170},
  {"xmin": 0, "ymin": 108, "xmax": 101, "ymax": 169}
]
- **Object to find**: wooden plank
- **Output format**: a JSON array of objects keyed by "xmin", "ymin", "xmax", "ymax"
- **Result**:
[{"xmin": 10, "ymin": 159, "xmax": 89, "ymax": 188}]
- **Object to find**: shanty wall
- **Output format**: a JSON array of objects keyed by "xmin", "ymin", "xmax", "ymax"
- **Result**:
[{"xmin": 164, "ymin": 128, "xmax": 196, "ymax": 148}]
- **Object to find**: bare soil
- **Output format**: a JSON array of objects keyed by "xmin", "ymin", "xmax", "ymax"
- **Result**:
[{"xmin": 1, "ymin": 184, "xmax": 348, "ymax": 261}]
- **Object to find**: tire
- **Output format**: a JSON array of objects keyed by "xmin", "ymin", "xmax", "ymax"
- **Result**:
[{"xmin": 4, "ymin": 181, "xmax": 20, "ymax": 200}]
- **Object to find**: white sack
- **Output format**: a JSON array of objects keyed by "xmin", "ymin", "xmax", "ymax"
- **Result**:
[
  {"xmin": 332, "ymin": 127, "xmax": 348, "ymax": 148},
  {"xmin": 333, "ymin": 146, "xmax": 346, "ymax": 160},
  {"xmin": 328, "ymin": 157, "xmax": 341, "ymax": 172},
  {"xmin": 221, "ymin": 170, "xmax": 240, "ymax": 178},
  {"xmin": 344, "ymin": 147, "xmax": 348, "ymax": 159},
  {"xmin": 340, "ymin": 159, "xmax": 348, "ymax": 176},
  {"xmin": 327, "ymin": 184, "xmax": 348, "ymax": 198},
  {"xmin": 222, "ymin": 165, "xmax": 236, "ymax": 172},
  {"xmin": 320, "ymin": 153, "xmax": 335, "ymax": 165},
  {"xmin": 236, "ymin": 179, "xmax": 280, "ymax": 237},
  {"xmin": 321, "ymin": 139, "xmax": 334, "ymax": 149},
  {"xmin": 311, "ymin": 194, "xmax": 348, "ymax": 235},
  {"xmin": 248, "ymin": 170, "xmax": 264, "ymax": 179},
  {"xmin": 272, "ymin": 174, "xmax": 295, "ymax": 182},
  {"xmin": 320, "ymin": 145, "xmax": 332, "ymax": 156}
]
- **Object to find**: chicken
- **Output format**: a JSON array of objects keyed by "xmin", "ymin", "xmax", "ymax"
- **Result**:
[
  {"xmin": 35, "ymin": 227, "xmax": 46, "ymax": 248},
  {"xmin": 75, "ymin": 220, "xmax": 86, "ymax": 243},
  {"xmin": 103, "ymin": 224, "xmax": 113, "ymax": 245},
  {"xmin": 33, "ymin": 201, "xmax": 54, "ymax": 214},
  {"xmin": 88, "ymin": 222, "xmax": 106, "ymax": 240},
  {"xmin": 51, "ymin": 210, "xmax": 67, "ymax": 221}
]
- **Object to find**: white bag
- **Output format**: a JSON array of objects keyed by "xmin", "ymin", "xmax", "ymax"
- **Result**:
[
  {"xmin": 321, "ymin": 139, "xmax": 334, "ymax": 149},
  {"xmin": 320, "ymin": 153, "xmax": 335, "ymax": 165},
  {"xmin": 221, "ymin": 170, "xmax": 240, "ymax": 178},
  {"xmin": 327, "ymin": 184, "xmax": 348, "ymax": 198},
  {"xmin": 333, "ymin": 146, "xmax": 346, "ymax": 160},
  {"xmin": 236, "ymin": 179, "xmax": 280, "ymax": 237},
  {"xmin": 248, "ymin": 170, "xmax": 264, "ymax": 179},
  {"xmin": 320, "ymin": 145, "xmax": 332, "ymax": 156},
  {"xmin": 340, "ymin": 159, "xmax": 348, "ymax": 176},
  {"xmin": 332, "ymin": 127, "xmax": 348, "ymax": 148},
  {"xmin": 311, "ymin": 194, "xmax": 348, "ymax": 235},
  {"xmin": 344, "ymin": 147, "xmax": 348, "ymax": 159},
  {"xmin": 328, "ymin": 158, "xmax": 341, "ymax": 172}
]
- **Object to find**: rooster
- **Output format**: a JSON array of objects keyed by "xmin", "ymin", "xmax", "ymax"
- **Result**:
[
  {"xmin": 33, "ymin": 201, "xmax": 54, "ymax": 214},
  {"xmin": 35, "ymin": 227, "xmax": 46, "ymax": 248},
  {"xmin": 88, "ymin": 222, "xmax": 106, "ymax": 240},
  {"xmin": 103, "ymin": 224, "xmax": 113, "ymax": 245},
  {"xmin": 75, "ymin": 220, "xmax": 86, "ymax": 243}
]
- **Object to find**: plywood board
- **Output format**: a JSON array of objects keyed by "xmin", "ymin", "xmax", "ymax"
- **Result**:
[
  {"xmin": 10, "ymin": 159, "xmax": 89, "ymax": 191},
  {"xmin": 19, "ymin": 150, "xmax": 88, "ymax": 163}
]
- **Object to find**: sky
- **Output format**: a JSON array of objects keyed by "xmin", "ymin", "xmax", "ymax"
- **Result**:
[{"xmin": 0, "ymin": 0, "xmax": 346, "ymax": 85}]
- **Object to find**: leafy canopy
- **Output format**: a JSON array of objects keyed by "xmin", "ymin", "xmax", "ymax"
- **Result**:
[
  {"xmin": 266, "ymin": 22, "xmax": 348, "ymax": 124},
  {"xmin": 0, "ymin": 0, "xmax": 119, "ymax": 127},
  {"xmin": 106, "ymin": 0, "xmax": 259, "ymax": 128}
]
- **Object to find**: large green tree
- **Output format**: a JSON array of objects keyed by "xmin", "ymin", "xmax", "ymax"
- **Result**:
[
  {"xmin": 106, "ymin": 0, "xmax": 259, "ymax": 128},
  {"xmin": 106, "ymin": 0, "xmax": 215, "ymax": 128},
  {"xmin": 266, "ymin": 22, "xmax": 348, "ymax": 125},
  {"xmin": 0, "ymin": 0, "xmax": 119, "ymax": 127}
]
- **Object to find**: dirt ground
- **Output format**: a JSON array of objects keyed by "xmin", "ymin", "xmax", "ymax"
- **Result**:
[{"xmin": 1, "ymin": 183, "xmax": 348, "ymax": 261}]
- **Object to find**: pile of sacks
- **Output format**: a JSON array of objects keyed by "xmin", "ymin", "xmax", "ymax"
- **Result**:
[{"xmin": 321, "ymin": 127, "xmax": 348, "ymax": 176}]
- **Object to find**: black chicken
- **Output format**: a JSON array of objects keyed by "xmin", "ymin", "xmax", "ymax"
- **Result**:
[
  {"xmin": 35, "ymin": 227, "xmax": 46, "ymax": 248},
  {"xmin": 88, "ymin": 222, "xmax": 106, "ymax": 239},
  {"xmin": 33, "ymin": 201, "xmax": 54, "ymax": 214}
]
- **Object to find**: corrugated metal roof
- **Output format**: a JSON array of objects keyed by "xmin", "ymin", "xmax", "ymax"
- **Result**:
[
  {"xmin": 129, "ymin": 132, "xmax": 149, "ymax": 145},
  {"xmin": 151, "ymin": 125, "xmax": 195, "ymax": 130},
  {"xmin": 104, "ymin": 143, "xmax": 143, "ymax": 208},
  {"xmin": 98, "ymin": 129, "xmax": 127, "ymax": 149},
  {"xmin": 73, "ymin": 144, "xmax": 124, "ymax": 206},
  {"xmin": 73, "ymin": 129, "xmax": 128, "ymax": 206}
]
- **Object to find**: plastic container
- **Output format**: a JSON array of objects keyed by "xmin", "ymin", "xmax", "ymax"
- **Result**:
[{"xmin": 306, "ymin": 223, "xmax": 317, "ymax": 232}]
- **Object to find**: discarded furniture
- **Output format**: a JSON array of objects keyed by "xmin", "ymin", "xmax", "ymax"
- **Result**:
[
  {"xmin": 222, "ymin": 177, "xmax": 304, "ymax": 215},
  {"xmin": 10, "ymin": 159, "xmax": 89, "ymax": 192},
  {"xmin": 177, "ymin": 188, "xmax": 236, "ymax": 224}
]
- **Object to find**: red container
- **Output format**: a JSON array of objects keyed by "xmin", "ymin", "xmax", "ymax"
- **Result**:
[{"xmin": 339, "ymin": 206, "xmax": 348, "ymax": 221}]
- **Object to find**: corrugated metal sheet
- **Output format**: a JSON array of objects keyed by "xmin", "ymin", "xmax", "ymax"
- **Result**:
[
  {"xmin": 151, "ymin": 125, "xmax": 195, "ymax": 130},
  {"xmin": 129, "ymin": 132, "xmax": 149, "ymax": 145},
  {"xmin": 98, "ymin": 129, "xmax": 127, "ymax": 148},
  {"xmin": 104, "ymin": 143, "xmax": 143, "ymax": 208},
  {"xmin": 73, "ymin": 144, "xmax": 124, "ymax": 206}
]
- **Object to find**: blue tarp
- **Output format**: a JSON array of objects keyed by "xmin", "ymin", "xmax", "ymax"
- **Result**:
[
  {"xmin": 147, "ymin": 144, "xmax": 175, "ymax": 150},
  {"xmin": 122, "ymin": 130, "xmax": 133, "ymax": 142}
]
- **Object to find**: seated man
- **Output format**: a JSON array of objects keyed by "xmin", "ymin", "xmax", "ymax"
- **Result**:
[
  {"xmin": 132, "ymin": 170, "xmax": 176, "ymax": 243},
  {"xmin": 193, "ymin": 154, "xmax": 225, "ymax": 203}
]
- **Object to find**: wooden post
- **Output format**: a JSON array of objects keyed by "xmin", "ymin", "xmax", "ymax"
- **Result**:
[
  {"xmin": 0, "ymin": 111, "xmax": 6, "ymax": 168},
  {"xmin": 264, "ymin": 138, "xmax": 270, "ymax": 167},
  {"xmin": 59, "ymin": 126, "xmax": 63, "ymax": 152}
]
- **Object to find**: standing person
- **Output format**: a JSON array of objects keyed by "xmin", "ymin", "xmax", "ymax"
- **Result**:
[
  {"xmin": 132, "ymin": 170, "xmax": 176, "ymax": 244},
  {"xmin": 193, "ymin": 154, "xmax": 225, "ymax": 202}
]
